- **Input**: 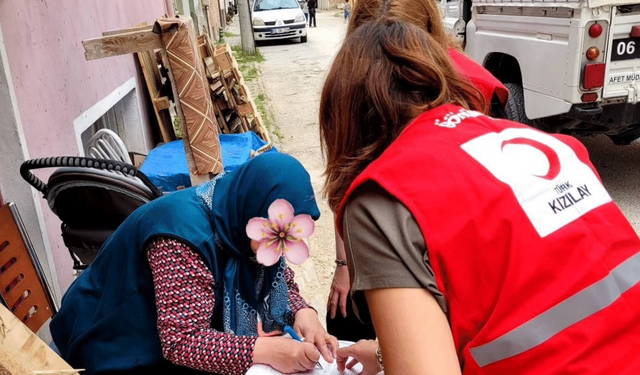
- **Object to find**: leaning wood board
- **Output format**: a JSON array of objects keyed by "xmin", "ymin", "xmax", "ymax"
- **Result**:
[{"xmin": 0, "ymin": 304, "xmax": 77, "ymax": 374}]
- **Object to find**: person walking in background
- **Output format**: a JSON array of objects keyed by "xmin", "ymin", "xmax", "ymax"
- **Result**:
[
  {"xmin": 344, "ymin": 0, "xmax": 352, "ymax": 22},
  {"xmin": 308, "ymin": 0, "xmax": 318, "ymax": 27},
  {"xmin": 300, "ymin": 0, "xmax": 309, "ymax": 23}
]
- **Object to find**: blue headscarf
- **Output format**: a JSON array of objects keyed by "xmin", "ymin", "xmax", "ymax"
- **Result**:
[{"xmin": 196, "ymin": 153, "xmax": 320, "ymax": 336}]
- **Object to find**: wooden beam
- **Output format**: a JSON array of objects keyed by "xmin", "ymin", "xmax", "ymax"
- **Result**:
[
  {"xmin": 102, "ymin": 25, "xmax": 153, "ymax": 37},
  {"xmin": 137, "ymin": 50, "xmax": 175, "ymax": 142},
  {"xmin": 0, "ymin": 305, "xmax": 75, "ymax": 373},
  {"xmin": 158, "ymin": 50, "xmax": 212, "ymax": 186},
  {"xmin": 83, "ymin": 30, "xmax": 163, "ymax": 61},
  {"xmin": 153, "ymin": 96, "xmax": 171, "ymax": 110}
]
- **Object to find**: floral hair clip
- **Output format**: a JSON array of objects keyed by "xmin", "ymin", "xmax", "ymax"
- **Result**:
[{"xmin": 246, "ymin": 199, "xmax": 315, "ymax": 266}]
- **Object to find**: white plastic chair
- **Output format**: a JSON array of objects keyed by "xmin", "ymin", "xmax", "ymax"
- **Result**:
[{"xmin": 84, "ymin": 129, "xmax": 132, "ymax": 164}]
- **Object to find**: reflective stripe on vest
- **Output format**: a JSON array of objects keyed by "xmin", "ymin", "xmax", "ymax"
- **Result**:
[{"xmin": 470, "ymin": 252, "xmax": 640, "ymax": 367}]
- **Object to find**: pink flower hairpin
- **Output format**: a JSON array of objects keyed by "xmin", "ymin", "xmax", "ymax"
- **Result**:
[{"xmin": 246, "ymin": 199, "xmax": 315, "ymax": 266}]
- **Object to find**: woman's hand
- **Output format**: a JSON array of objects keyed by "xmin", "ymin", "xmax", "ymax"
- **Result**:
[
  {"xmin": 293, "ymin": 308, "xmax": 339, "ymax": 362},
  {"xmin": 254, "ymin": 336, "xmax": 320, "ymax": 373},
  {"xmin": 336, "ymin": 339, "xmax": 381, "ymax": 375},
  {"xmin": 328, "ymin": 265, "xmax": 350, "ymax": 319}
]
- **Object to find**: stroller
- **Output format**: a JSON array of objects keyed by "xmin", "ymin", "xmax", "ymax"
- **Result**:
[{"xmin": 21, "ymin": 156, "xmax": 163, "ymax": 271}]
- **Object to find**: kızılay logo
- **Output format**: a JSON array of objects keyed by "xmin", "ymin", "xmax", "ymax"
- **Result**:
[{"xmin": 461, "ymin": 128, "xmax": 611, "ymax": 237}]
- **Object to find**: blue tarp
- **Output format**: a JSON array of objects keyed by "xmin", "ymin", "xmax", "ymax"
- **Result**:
[{"xmin": 140, "ymin": 132, "xmax": 276, "ymax": 192}]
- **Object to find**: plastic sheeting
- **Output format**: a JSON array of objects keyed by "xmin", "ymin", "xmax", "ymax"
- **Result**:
[{"xmin": 141, "ymin": 132, "xmax": 276, "ymax": 192}]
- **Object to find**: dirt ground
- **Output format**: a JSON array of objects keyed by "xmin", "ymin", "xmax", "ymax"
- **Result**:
[{"xmin": 227, "ymin": 11, "xmax": 348, "ymax": 324}]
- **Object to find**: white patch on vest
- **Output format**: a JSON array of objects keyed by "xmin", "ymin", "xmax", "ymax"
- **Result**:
[
  {"xmin": 434, "ymin": 109, "xmax": 484, "ymax": 128},
  {"xmin": 461, "ymin": 128, "xmax": 612, "ymax": 237}
]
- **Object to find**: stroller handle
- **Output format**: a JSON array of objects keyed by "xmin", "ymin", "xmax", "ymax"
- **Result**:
[{"xmin": 20, "ymin": 156, "xmax": 163, "ymax": 198}]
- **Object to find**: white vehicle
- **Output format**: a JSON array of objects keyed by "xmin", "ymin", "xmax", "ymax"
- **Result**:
[
  {"xmin": 444, "ymin": 0, "xmax": 640, "ymax": 145},
  {"xmin": 251, "ymin": 0, "xmax": 308, "ymax": 43}
]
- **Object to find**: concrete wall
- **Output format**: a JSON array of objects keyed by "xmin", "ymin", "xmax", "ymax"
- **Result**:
[{"xmin": 0, "ymin": 0, "xmax": 169, "ymax": 297}]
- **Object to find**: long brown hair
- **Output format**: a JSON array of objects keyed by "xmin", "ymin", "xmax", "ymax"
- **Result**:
[
  {"xmin": 319, "ymin": 18, "xmax": 484, "ymax": 212},
  {"xmin": 347, "ymin": 0, "xmax": 459, "ymax": 49}
]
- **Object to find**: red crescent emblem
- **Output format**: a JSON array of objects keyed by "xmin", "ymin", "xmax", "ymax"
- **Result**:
[{"xmin": 501, "ymin": 138, "xmax": 561, "ymax": 180}]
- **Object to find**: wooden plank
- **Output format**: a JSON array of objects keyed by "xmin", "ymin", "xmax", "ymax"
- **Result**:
[
  {"xmin": 210, "ymin": 81, "xmax": 223, "ymax": 93},
  {"xmin": 153, "ymin": 96, "xmax": 171, "ymax": 110},
  {"xmin": 203, "ymin": 34, "xmax": 218, "ymax": 63},
  {"xmin": 0, "ymin": 346, "xmax": 33, "ymax": 375},
  {"xmin": 237, "ymin": 102, "xmax": 253, "ymax": 117},
  {"xmin": 197, "ymin": 35, "xmax": 209, "ymax": 61},
  {"xmin": 212, "ymin": 99, "xmax": 231, "ymax": 134},
  {"xmin": 203, "ymin": 57, "xmax": 218, "ymax": 79},
  {"xmin": 83, "ymin": 30, "xmax": 163, "ymax": 61},
  {"xmin": 213, "ymin": 49, "xmax": 233, "ymax": 71},
  {"xmin": 239, "ymin": 115, "xmax": 250, "ymax": 133},
  {"xmin": 102, "ymin": 25, "xmax": 153, "ymax": 36},
  {"xmin": 216, "ymin": 97, "xmax": 229, "ymax": 111},
  {"xmin": 232, "ymin": 85, "xmax": 248, "ymax": 104},
  {"xmin": 137, "ymin": 50, "xmax": 175, "ymax": 142},
  {"xmin": 0, "ymin": 304, "xmax": 74, "ymax": 373}
]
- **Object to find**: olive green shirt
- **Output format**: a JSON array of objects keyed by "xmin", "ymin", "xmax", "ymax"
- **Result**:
[{"xmin": 342, "ymin": 181, "xmax": 446, "ymax": 323}]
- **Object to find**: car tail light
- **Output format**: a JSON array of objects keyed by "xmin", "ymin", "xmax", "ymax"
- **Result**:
[
  {"xmin": 583, "ymin": 63, "xmax": 606, "ymax": 89},
  {"xmin": 632, "ymin": 25, "xmax": 640, "ymax": 37},
  {"xmin": 581, "ymin": 93, "xmax": 598, "ymax": 102},
  {"xmin": 589, "ymin": 23, "xmax": 603, "ymax": 38},
  {"xmin": 586, "ymin": 47, "xmax": 600, "ymax": 61}
]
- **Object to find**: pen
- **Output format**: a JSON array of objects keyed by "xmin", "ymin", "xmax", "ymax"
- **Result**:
[
  {"xmin": 283, "ymin": 326, "xmax": 323, "ymax": 370},
  {"xmin": 284, "ymin": 325, "xmax": 303, "ymax": 342}
]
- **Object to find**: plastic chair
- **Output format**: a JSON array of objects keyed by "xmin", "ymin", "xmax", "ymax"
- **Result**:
[
  {"xmin": 0, "ymin": 202, "xmax": 58, "ymax": 334},
  {"xmin": 84, "ymin": 129, "xmax": 132, "ymax": 164}
]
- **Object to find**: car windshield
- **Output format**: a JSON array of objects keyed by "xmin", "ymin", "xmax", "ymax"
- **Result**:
[{"xmin": 253, "ymin": 0, "xmax": 300, "ymax": 11}]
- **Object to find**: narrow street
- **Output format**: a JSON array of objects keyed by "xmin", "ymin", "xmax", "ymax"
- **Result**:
[
  {"xmin": 230, "ymin": 10, "xmax": 640, "ymax": 322},
  {"xmin": 231, "ymin": 10, "xmax": 349, "ymax": 321}
]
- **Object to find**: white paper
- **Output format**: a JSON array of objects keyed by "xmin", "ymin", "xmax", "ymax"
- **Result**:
[{"xmin": 247, "ymin": 340, "xmax": 364, "ymax": 375}]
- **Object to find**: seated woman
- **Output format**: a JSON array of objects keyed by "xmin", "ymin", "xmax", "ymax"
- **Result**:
[
  {"xmin": 50, "ymin": 153, "xmax": 337, "ymax": 375},
  {"xmin": 320, "ymin": 14, "xmax": 640, "ymax": 375}
]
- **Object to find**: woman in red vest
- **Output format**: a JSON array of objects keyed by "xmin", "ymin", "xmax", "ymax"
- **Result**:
[
  {"xmin": 346, "ymin": 0, "xmax": 509, "ymax": 114},
  {"xmin": 320, "ymin": 13, "xmax": 640, "ymax": 375},
  {"xmin": 326, "ymin": 0, "xmax": 510, "ymax": 342}
]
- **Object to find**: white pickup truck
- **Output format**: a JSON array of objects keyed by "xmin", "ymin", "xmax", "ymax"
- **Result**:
[{"xmin": 443, "ymin": 0, "xmax": 640, "ymax": 144}]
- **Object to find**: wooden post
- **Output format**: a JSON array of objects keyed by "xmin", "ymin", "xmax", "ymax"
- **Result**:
[
  {"xmin": 237, "ymin": 0, "xmax": 256, "ymax": 54},
  {"xmin": 158, "ymin": 51, "xmax": 212, "ymax": 186}
]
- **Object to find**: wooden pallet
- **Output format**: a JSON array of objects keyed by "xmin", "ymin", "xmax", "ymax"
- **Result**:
[{"xmin": 208, "ymin": 41, "xmax": 270, "ymax": 143}]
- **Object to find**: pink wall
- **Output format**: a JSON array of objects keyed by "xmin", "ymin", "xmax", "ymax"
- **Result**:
[{"xmin": 0, "ymin": 0, "xmax": 169, "ymax": 292}]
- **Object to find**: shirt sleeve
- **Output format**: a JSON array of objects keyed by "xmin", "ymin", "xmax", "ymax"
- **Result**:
[
  {"xmin": 285, "ymin": 266, "xmax": 311, "ymax": 314},
  {"xmin": 147, "ymin": 237, "xmax": 257, "ymax": 375},
  {"xmin": 342, "ymin": 181, "xmax": 447, "ymax": 323}
]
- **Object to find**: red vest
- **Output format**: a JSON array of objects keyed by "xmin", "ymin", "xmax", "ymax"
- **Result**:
[
  {"xmin": 449, "ymin": 49, "xmax": 509, "ymax": 107},
  {"xmin": 338, "ymin": 104, "xmax": 640, "ymax": 374}
]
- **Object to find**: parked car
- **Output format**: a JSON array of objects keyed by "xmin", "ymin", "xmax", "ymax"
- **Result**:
[
  {"xmin": 442, "ymin": 0, "xmax": 640, "ymax": 145},
  {"xmin": 251, "ymin": 0, "xmax": 308, "ymax": 43}
]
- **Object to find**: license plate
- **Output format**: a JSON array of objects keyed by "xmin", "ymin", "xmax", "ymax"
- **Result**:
[
  {"xmin": 271, "ymin": 27, "xmax": 289, "ymax": 34},
  {"xmin": 612, "ymin": 37, "xmax": 640, "ymax": 61}
]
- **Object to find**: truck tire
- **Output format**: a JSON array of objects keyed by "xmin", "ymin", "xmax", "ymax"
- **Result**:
[
  {"xmin": 504, "ymin": 83, "xmax": 533, "ymax": 126},
  {"xmin": 300, "ymin": 35, "xmax": 308, "ymax": 43}
]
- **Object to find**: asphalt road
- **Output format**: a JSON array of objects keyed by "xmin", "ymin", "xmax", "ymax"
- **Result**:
[{"xmin": 577, "ymin": 135, "xmax": 640, "ymax": 233}]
